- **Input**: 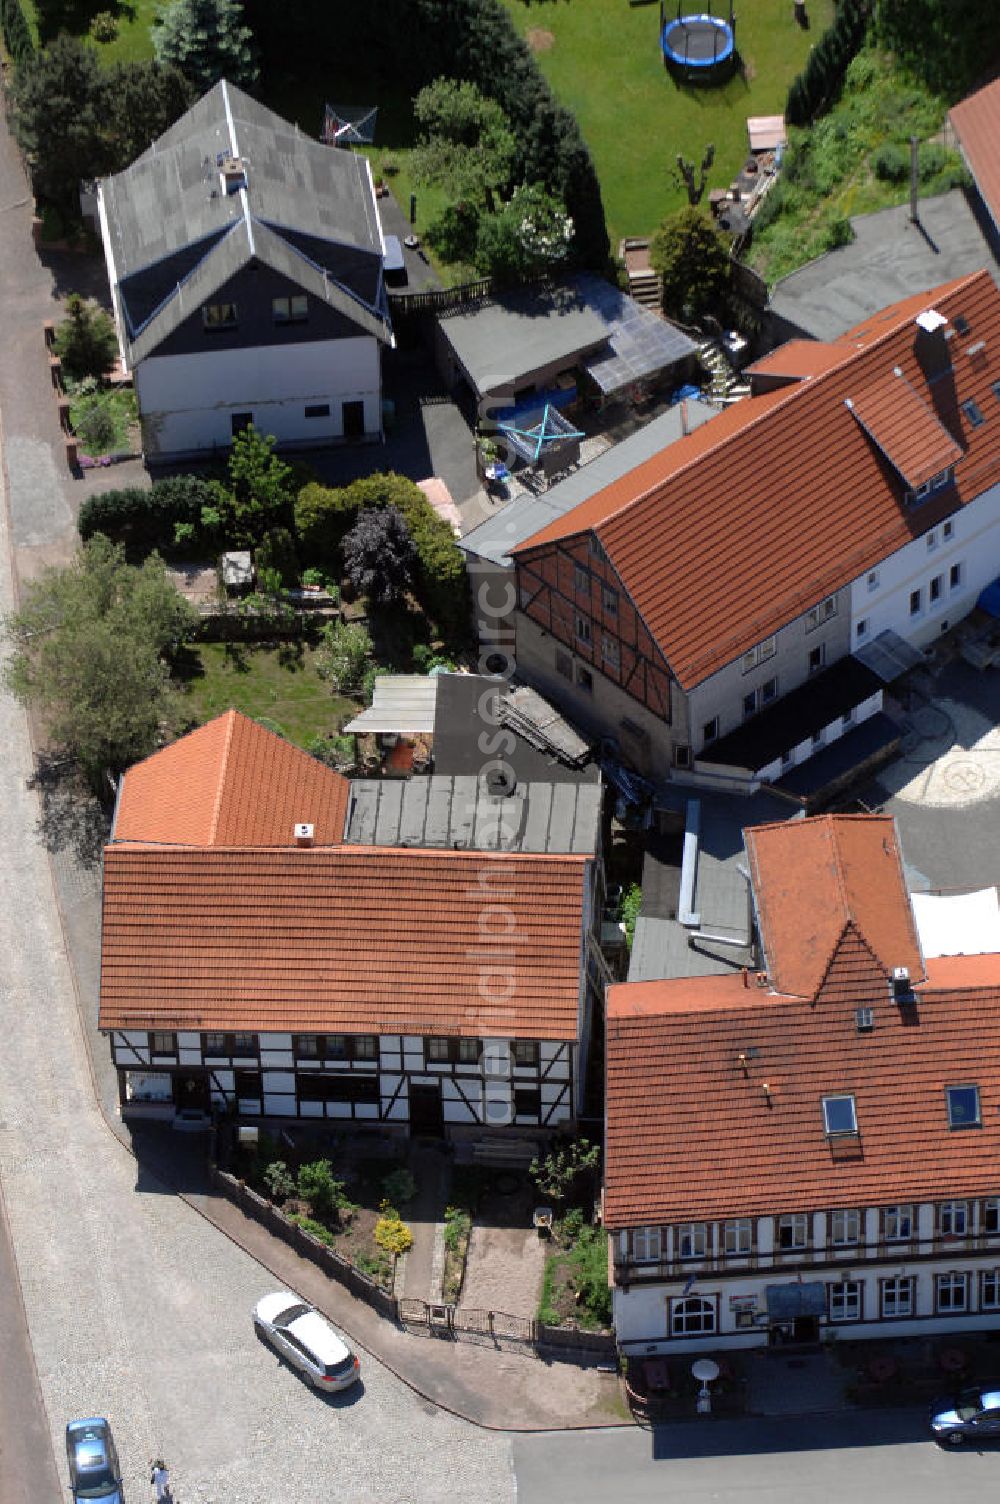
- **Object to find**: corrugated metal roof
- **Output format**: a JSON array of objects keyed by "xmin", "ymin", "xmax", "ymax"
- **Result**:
[
  {"xmin": 344, "ymin": 775, "xmax": 601, "ymax": 854},
  {"xmin": 342, "ymin": 675, "xmax": 439, "ymax": 734}
]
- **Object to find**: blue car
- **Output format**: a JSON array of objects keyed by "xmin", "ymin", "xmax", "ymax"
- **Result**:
[
  {"xmin": 930, "ymin": 1387, "xmax": 1000, "ymax": 1446},
  {"xmin": 65, "ymin": 1418, "xmax": 124, "ymax": 1502}
]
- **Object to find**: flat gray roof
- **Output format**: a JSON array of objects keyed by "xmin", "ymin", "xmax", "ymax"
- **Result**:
[
  {"xmin": 344, "ymin": 775, "xmax": 601, "ymax": 854},
  {"xmin": 439, "ymin": 280, "xmax": 607, "ymax": 398},
  {"xmin": 438, "ymin": 273, "xmax": 696, "ymax": 400},
  {"xmin": 768, "ymin": 189, "xmax": 999, "ymax": 342},
  {"xmin": 459, "ymin": 397, "xmax": 719, "ymax": 567}
]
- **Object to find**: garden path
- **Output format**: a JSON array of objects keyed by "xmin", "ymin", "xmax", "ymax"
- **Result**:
[
  {"xmin": 401, "ymin": 1143, "xmax": 450, "ymax": 1301},
  {"xmin": 460, "ymin": 1202, "xmax": 546, "ymax": 1319}
]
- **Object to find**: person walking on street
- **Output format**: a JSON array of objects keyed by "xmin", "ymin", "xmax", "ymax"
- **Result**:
[{"xmin": 150, "ymin": 1458, "xmax": 173, "ymax": 1502}]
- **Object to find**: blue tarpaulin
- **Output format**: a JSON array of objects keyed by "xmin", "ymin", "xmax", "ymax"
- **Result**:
[
  {"xmin": 765, "ymin": 1283, "xmax": 827, "ymax": 1319},
  {"xmin": 978, "ymin": 579, "xmax": 1000, "ymax": 620}
]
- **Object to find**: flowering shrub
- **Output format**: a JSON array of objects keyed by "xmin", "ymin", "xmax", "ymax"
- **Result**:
[{"xmin": 374, "ymin": 1201, "xmax": 414, "ymax": 1255}]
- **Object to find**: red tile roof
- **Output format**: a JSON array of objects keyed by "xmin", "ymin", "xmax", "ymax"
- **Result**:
[
  {"xmin": 602, "ymin": 812, "xmax": 1000, "ymax": 1226},
  {"xmin": 950, "ymin": 79, "xmax": 1000, "ymax": 231},
  {"xmin": 746, "ymin": 340, "xmax": 846, "ymax": 382},
  {"xmin": 514, "ymin": 271, "xmax": 1000, "ymax": 688},
  {"xmin": 605, "ymin": 952, "xmax": 1000, "ymax": 1226},
  {"xmin": 845, "ymin": 371, "xmax": 963, "ymax": 489},
  {"xmin": 113, "ymin": 711, "xmax": 350, "ymax": 847},
  {"xmin": 99, "ymin": 845, "xmax": 588, "ymax": 1039},
  {"xmin": 744, "ymin": 815, "xmax": 925, "ymax": 999}
]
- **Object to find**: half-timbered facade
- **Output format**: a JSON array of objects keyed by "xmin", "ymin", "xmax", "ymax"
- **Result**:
[
  {"xmin": 511, "ymin": 271, "xmax": 1000, "ymax": 789},
  {"xmin": 100, "ymin": 711, "xmax": 602, "ymax": 1135},
  {"xmin": 605, "ymin": 814, "xmax": 1000, "ymax": 1352}
]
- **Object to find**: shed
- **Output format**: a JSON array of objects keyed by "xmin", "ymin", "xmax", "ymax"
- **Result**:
[{"xmin": 221, "ymin": 550, "xmax": 253, "ymax": 592}]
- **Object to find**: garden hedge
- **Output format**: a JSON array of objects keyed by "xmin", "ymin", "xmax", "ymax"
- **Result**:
[
  {"xmin": 294, "ymin": 473, "xmax": 469, "ymax": 638},
  {"xmin": 77, "ymin": 474, "xmax": 223, "ymax": 549},
  {"xmin": 786, "ymin": 0, "xmax": 873, "ymax": 126}
]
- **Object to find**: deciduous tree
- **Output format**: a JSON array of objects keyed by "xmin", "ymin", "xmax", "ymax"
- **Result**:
[
  {"xmin": 342, "ymin": 507, "xmax": 416, "ymax": 607},
  {"xmin": 2, "ymin": 536, "xmax": 197, "ymax": 781},
  {"xmin": 413, "ymin": 77, "xmax": 516, "ymax": 212}
]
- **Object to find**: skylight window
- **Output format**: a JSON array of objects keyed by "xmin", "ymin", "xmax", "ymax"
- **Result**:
[
  {"xmin": 946, "ymin": 1084, "xmax": 981, "ymax": 1129},
  {"xmin": 953, "ymin": 314, "xmax": 970, "ymax": 336},
  {"xmin": 961, "ymin": 399, "xmax": 985, "ymax": 428},
  {"xmin": 822, "ymin": 1095, "xmax": 858, "ymax": 1136},
  {"xmin": 855, "ymin": 1007, "xmax": 874, "ymax": 1033}
]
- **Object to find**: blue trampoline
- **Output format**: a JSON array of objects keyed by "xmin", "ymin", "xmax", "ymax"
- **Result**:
[{"xmin": 660, "ymin": 1, "xmax": 735, "ymax": 81}]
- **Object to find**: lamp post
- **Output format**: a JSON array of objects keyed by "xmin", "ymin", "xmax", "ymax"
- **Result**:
[{"xmin": 691, "ymin": 1357, "xmax": 720, "ymax": 1414}]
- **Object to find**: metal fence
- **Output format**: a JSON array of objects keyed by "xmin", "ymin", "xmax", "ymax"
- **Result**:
[
  {"xmin": 212, "ymin": 1169, "xmax": 617, "ymax": 1364},
  {"xmin": 397, "ymin": 1296, "xmax": 615, "ymax": 1359}
]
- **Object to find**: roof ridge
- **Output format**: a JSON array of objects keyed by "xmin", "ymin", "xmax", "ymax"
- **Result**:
[
  {"xmin": 546, "ymin": 271, "xmax": 990, "ymax": 555},
  {"xmin": 209, "ymin": 709, "xmax": 239, "ymax": 844}
]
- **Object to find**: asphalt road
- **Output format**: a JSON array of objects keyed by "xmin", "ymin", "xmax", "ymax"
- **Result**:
[{"xmin": 516, "ymin": 1410, "xmax": 1000, "ymax": 1504}]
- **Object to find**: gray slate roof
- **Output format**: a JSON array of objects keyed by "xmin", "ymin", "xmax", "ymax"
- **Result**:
[
  {"xmin": 100, "ymin": 79, "xmax": 391, "ymax": 363},
  {"xmin": 460, "ymin": 397, "xmax": 719, "ymax": 567},
  {"xmin": 344, "ymin": 775, "xmax": 601, "ymax": 855},
  {"xmin": 768, "ymin": 189, "xmax": 999, "ymax": 342}
]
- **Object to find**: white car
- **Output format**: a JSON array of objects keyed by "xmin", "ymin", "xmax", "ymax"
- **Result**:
[{"xmin": 253, "ymin": 1292, "xmax": 361, "ymax": 1392}]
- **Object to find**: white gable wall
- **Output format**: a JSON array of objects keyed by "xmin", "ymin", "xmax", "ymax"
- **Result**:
[
  {"xmin": 850, "ymin": 482, "xmax": 1000, "ymax": 649},
  {"xmin": 135, "ymin": 336, "xmax": 382, "ymax": 458}
]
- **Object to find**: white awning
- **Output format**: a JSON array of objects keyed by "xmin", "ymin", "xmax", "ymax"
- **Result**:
[
  {"xmin": 342, "ymin": 674, "xmax": 440, "ymax": 734},
  {"xmin": 911, "ymin": 888, "xmax": 1000, "ymax": 957}
]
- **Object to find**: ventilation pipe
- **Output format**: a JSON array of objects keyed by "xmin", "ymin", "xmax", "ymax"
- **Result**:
[{"xmin": 909, "ymin": 136, "xmax": 919, "ymax": 226}]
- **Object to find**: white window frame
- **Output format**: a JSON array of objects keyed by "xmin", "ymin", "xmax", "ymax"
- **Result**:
[
  {"xmin": 574, "ymin": 614, "xmax": 591, "ymax": 645},
  {"xmin": 830, "ymin": 1209, "xmax": 860, "ymax": 1246},
  {"xmin": 805, "ymin": 595, "xmax": 837, "ymax": 631},
  {"xmin": 883, "ymin": 1204, "xmax": 913, "ymax": 1242},
  {"xmin": 601, "ymin": 633, "xmax": 620, "ymax": 670},
  {"xmin": 670, "ymin": 1296, "xmax": 716, "ymax": 1337},
  {"xmin": 723, "ymin": 1219, "xmax": 752, "ymax": 1256},
  {"xmin": 828, "ymin": 1281, "xmax": 862, "ymax": 1323},
  {"xmin": 946, "ymin": 1083, "xmax": 981, "ymax": 1128},
  {"xmin": 676, "ymin": 1223, "xmax": 708, "ymax": 1260},
  {"xmin": 632, "ymin": 1227, "xmax": 662, "ymax": 1263},
  {"xmin": 936, "ymin": 1272, "xmax": 969, "ymax": 1314},
  {"xmin": 822, "ymin": 1094, "xmax": 857, "ymax": 1136},
  {"xmin": 938, "ymin": 1200, "xmax": 969, "ymax": 1237},
  {"xmin": 777, "ymin": 1213, "xmax": 808, "ymax": 1251},
  {"xmin": 982, "ymin": 1198, "xmax": 1000, "ymax": 1234},
  {"xmin": 880, "ymin": 1276, "xmax": 914, "ymax": 1319},
  {"xmin": 980, "ymin": 1270, "xmax": 1000, "ymax": 1310}
]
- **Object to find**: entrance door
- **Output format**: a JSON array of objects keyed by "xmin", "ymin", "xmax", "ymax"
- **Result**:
[
  {"xmin": 342, "ymin": 399, "xmax": 365, "ymax": 439},
  {"xmin": 409, "ymin": 1082, "xmax": 444, "ymax": 1137},
  {"xmin": 793, "ymin": 1315, "xmax": 819, "ymax": 1344},
  {"xmin": 173, "ymin": 1070, "xmax": 210, "ymax": 1112}
]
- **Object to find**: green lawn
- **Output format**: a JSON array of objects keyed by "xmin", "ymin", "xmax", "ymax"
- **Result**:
[
  {"xmin": 501, "ymin": 0, "xmax": 835, "ymax": 248},
  {"xmin": 177, "ymin": 641, "xmax": 358, "ymax": 747},
  {"xmin": 20, "ymin": 0, "xmax": 157, "ymax": 59}
]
